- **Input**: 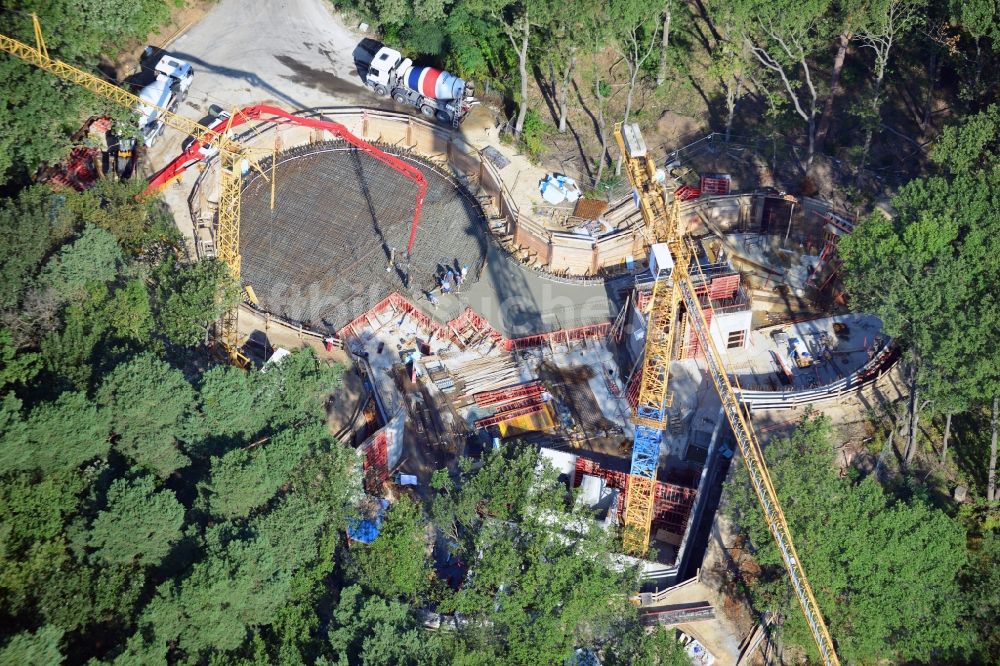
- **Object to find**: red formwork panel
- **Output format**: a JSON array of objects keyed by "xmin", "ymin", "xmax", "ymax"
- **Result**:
[
  {"xmin": 573, "ymin": 456, "xmax": 696, "ymax": 535},
  {"xmin": 387, "ymin": 292, "xmax": 444, "ymax": 337},
  {"xmin": 699, "ymin": 174, "xmax": 731, "ymax": 195},
  {"xmin": 652, "ymin": 481, "xmax": 697, "ymax": 533},
  {"xmin": 684, "ymin": 308, "xmax": 712, "ymax": 359},
  {"xmin": 338, "ymin": 294, "xmax": 397, "ymax": 340},
  {"xmin": 625, "ymin": 366, "xmax": 642, "ymax": 412},
  {"xmin": 337, "ymin": 292, "xmax": 610, "ymax": 353},
  {"xmin": 475, "ymin": 382, "xmax": 545, "ymax": 407},
  {"xmin": 575, "ymin": 457, "xmax": 630, "ymax": 489},
  {"xmin": 708, "ymin": 274, "xmax": 740, "ymax": 301},
  {"xmin": 504, "ymin": 322, "xmax": 611, "ymax": 351},
  {"xmin": 675, "ymin": 184, "xmax": 701, "ymax": 200},
  {"xmin": 635, "ymin": 288, "xmax": 652, "ymax": 312},
  {"xmin": 449, "ymin": 307, "xmax": 505, "ymax": 344},
  {"xmin": 474, "ymin": 401, "xmax": 546, "ymax": 428},
  {"xmin": 361, "ymin": 430, "xmax": 389, "ymax": 493}
]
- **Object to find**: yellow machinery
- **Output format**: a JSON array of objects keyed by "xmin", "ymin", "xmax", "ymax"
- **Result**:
[
  {"xmin": 1, "ymin": 16, "xmax": 250, "ymax": 365},
  {"xmin": 614, "ymin": 123, "xmax": 840, "ymax": 665}
]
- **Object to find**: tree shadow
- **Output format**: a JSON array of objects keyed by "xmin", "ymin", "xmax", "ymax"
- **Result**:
[
  {"xmin": 564, "ymin": 119, "xmax": 595, "ymax": 183},
  {"xmin": 169, "ymin": 51, "xmax": 311, "ymax": 111},
  {"xmin": 951, "ymin": 408, "xmax": 990, "ymax": 495},
  {"xmin": 572, "ymin": 78, "xmax": 604, "ymax": 158},
  {"xmin": 532, "ymin": 63, "xmax": 560, "ymax": 127}
]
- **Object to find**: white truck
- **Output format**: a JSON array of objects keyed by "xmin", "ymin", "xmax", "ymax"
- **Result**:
[
  {"xmin": 134, "ymin": 49, "xmax": 194, "ymax": 146},
  {"xmin": 115, "ymin": 49, "xmax": 193, "ymax": 175},
  {"xmin": 364, "ymin": 46, "xmax": 475, "ymax": 126}
]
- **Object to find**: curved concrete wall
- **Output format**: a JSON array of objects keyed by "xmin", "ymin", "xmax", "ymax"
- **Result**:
[{"xmin": 189, "ymin": 108, "xmax": 852, "ymax": 282}]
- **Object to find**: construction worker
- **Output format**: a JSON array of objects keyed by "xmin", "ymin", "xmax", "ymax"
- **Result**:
[{"xmin": 427, "ymin": 291, "xmax": 439, "ymax": 309}]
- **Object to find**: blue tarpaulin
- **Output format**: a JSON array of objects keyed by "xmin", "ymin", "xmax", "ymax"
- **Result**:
[{"xmin": 346, "ymin": 498, "xmax": 390, "ymax": 544}]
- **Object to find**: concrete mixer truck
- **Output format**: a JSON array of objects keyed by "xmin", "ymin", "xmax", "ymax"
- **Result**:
[{"xmin": 363, "ymin": 46, "xmax": 476, "ymax": 126}]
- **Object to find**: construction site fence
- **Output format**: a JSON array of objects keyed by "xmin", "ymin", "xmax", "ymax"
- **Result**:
[
  {"xmin": 661, "ymin": 131, "xmax": 916, "ymax": 195},
  {"xmin": 738, "ymin": 342, "xmax": 900, "ymax": 410}
]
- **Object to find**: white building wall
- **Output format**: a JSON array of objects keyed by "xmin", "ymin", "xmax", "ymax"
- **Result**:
[
  {"xmin": 710, "ymin": 309, "xmax": 753, "ymax": 355},
  {"xmin": 385, "ymin": 409, "xmax": 406, "ymax": 469}
]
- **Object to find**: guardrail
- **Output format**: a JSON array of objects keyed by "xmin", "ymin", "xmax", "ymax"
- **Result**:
[
  {"xmin": 737, "ymin": 342, "xmax": 900, "ymax": 410},
  {"xmin": 640, "ymin": 604, "xmax": 716, "ymax": 626}
]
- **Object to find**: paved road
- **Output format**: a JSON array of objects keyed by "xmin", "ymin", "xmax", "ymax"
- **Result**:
[
  {"xmin": 169, "ymin": 0, "xmax": 372, "ymax": 112},
  {"xmin": 157, "ymin": 0, "xmax": 618, "ymax": 336}
]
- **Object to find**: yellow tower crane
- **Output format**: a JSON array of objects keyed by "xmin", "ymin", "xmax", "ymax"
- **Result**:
[
  {"xmin": 614, "ymin": 123, "xmax": 840, "ymax": 666},
  {"xmin": 1, "ymin": 15, "xmax": 251, "ymax": 365}
]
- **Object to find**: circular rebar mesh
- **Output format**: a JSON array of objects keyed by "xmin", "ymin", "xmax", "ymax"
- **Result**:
[{"xmin": 240, "ymin": 141, "xmax": 487, "ymax": 331}]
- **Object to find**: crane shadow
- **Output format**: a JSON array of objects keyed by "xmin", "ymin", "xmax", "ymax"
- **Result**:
[{"xmin": 169, "ymin": 51, "xmax": 310, "ymax": 111}]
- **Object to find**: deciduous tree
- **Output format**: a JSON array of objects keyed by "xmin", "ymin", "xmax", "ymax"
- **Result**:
[
  {"xmin": 853, "ymin": 0, "xmax": 924, "ymax": 183},
  {"xmin": 734, "ymin": 0, "xmax": 832, "ymax": 169},
  {"xmin": 609, "ymin": 0, "xmax": 661, "ymax": 174},
  {"xmin": 727, "ymin": 415, "xmax": 973, "ymax": 662}
]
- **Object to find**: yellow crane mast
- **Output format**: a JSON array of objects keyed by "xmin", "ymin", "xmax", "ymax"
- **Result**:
[
  {"xmin": 1, "ymin": 15, "xmax": 251, "ymax": 365},
  {"xmin": 614, "ymin": 123, "xmax": 840, "ymax": 666}
]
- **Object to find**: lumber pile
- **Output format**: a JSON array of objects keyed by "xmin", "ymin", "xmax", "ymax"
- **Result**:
[{"xmin": 444, "ymin": 356, "xmax": 522, "ymax": 404}]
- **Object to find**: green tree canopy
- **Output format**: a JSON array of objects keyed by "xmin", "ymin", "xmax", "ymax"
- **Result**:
[
  {"xmin": 0, "ymin": 391, "xmax": 110, "ymax": 476},
  {"xmin": 433, "ymin": 445, "xmax": 639, "ymax": 664},
  {"xmin": 96, "ymin": 353, "xmax": 196, "ymax": 478},
  {"xmin": 156, "ymin": 259, "xmax": 237, "ymax": 348},
  {"xmin": 133, "ymin": 495, "xmax": 331, "ymax": 660},
  {"xmin": 203, "ymin": 424, "xmax": 324, "ymax": 519},
  {"xmin": 0, "ymin": 187, "xmax": 75, "ymax": 311},
  {"xmin": 86, "ymin": 475, "xmax": 185, "ymax": 568},
  {"xmin": 727, "ymin": 415, "xmax": 973, "ymax": 662},
  {"xmin": 35, "ymin": 224, "xmax": 122, "ymax": 303},
  {"xmin": 347, "ymin": 496, "xmax": 433, "ymax": 602},
  {"xmin": 0, "ymin": 624, "xmax": 64, "ymax": 666},
  {"xmin": 326, "ymin": 585, "xmax": 448, "ymax": 665}
]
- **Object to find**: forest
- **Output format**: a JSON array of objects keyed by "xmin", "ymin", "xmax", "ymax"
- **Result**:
[
  {"xmin": 0, "ymin": 178, "xmax": 691, "ymax": 663},
  {"xmin": 1, "ymin": 0, "xmax": 999, "ymax": 663}
]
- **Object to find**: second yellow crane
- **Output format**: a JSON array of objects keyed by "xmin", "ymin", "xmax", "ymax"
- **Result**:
[{"xmin": 614, "ymin": 122, "xmax": 840, "ymax": 666}]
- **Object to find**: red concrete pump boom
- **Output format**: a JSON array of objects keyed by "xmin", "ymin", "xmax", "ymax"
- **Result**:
[{"xmin": 147, "ymin": 104, "xmax": 428, "ymax": 254}]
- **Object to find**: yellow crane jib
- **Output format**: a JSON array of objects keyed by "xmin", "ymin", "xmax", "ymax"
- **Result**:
[
  {"xmin": 613, "ymin": 122, "xmax": 840, "ymax": 665},
  {"xmin": 1, "ymin": 15, "xmax": 251, "ymax": 367}
]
